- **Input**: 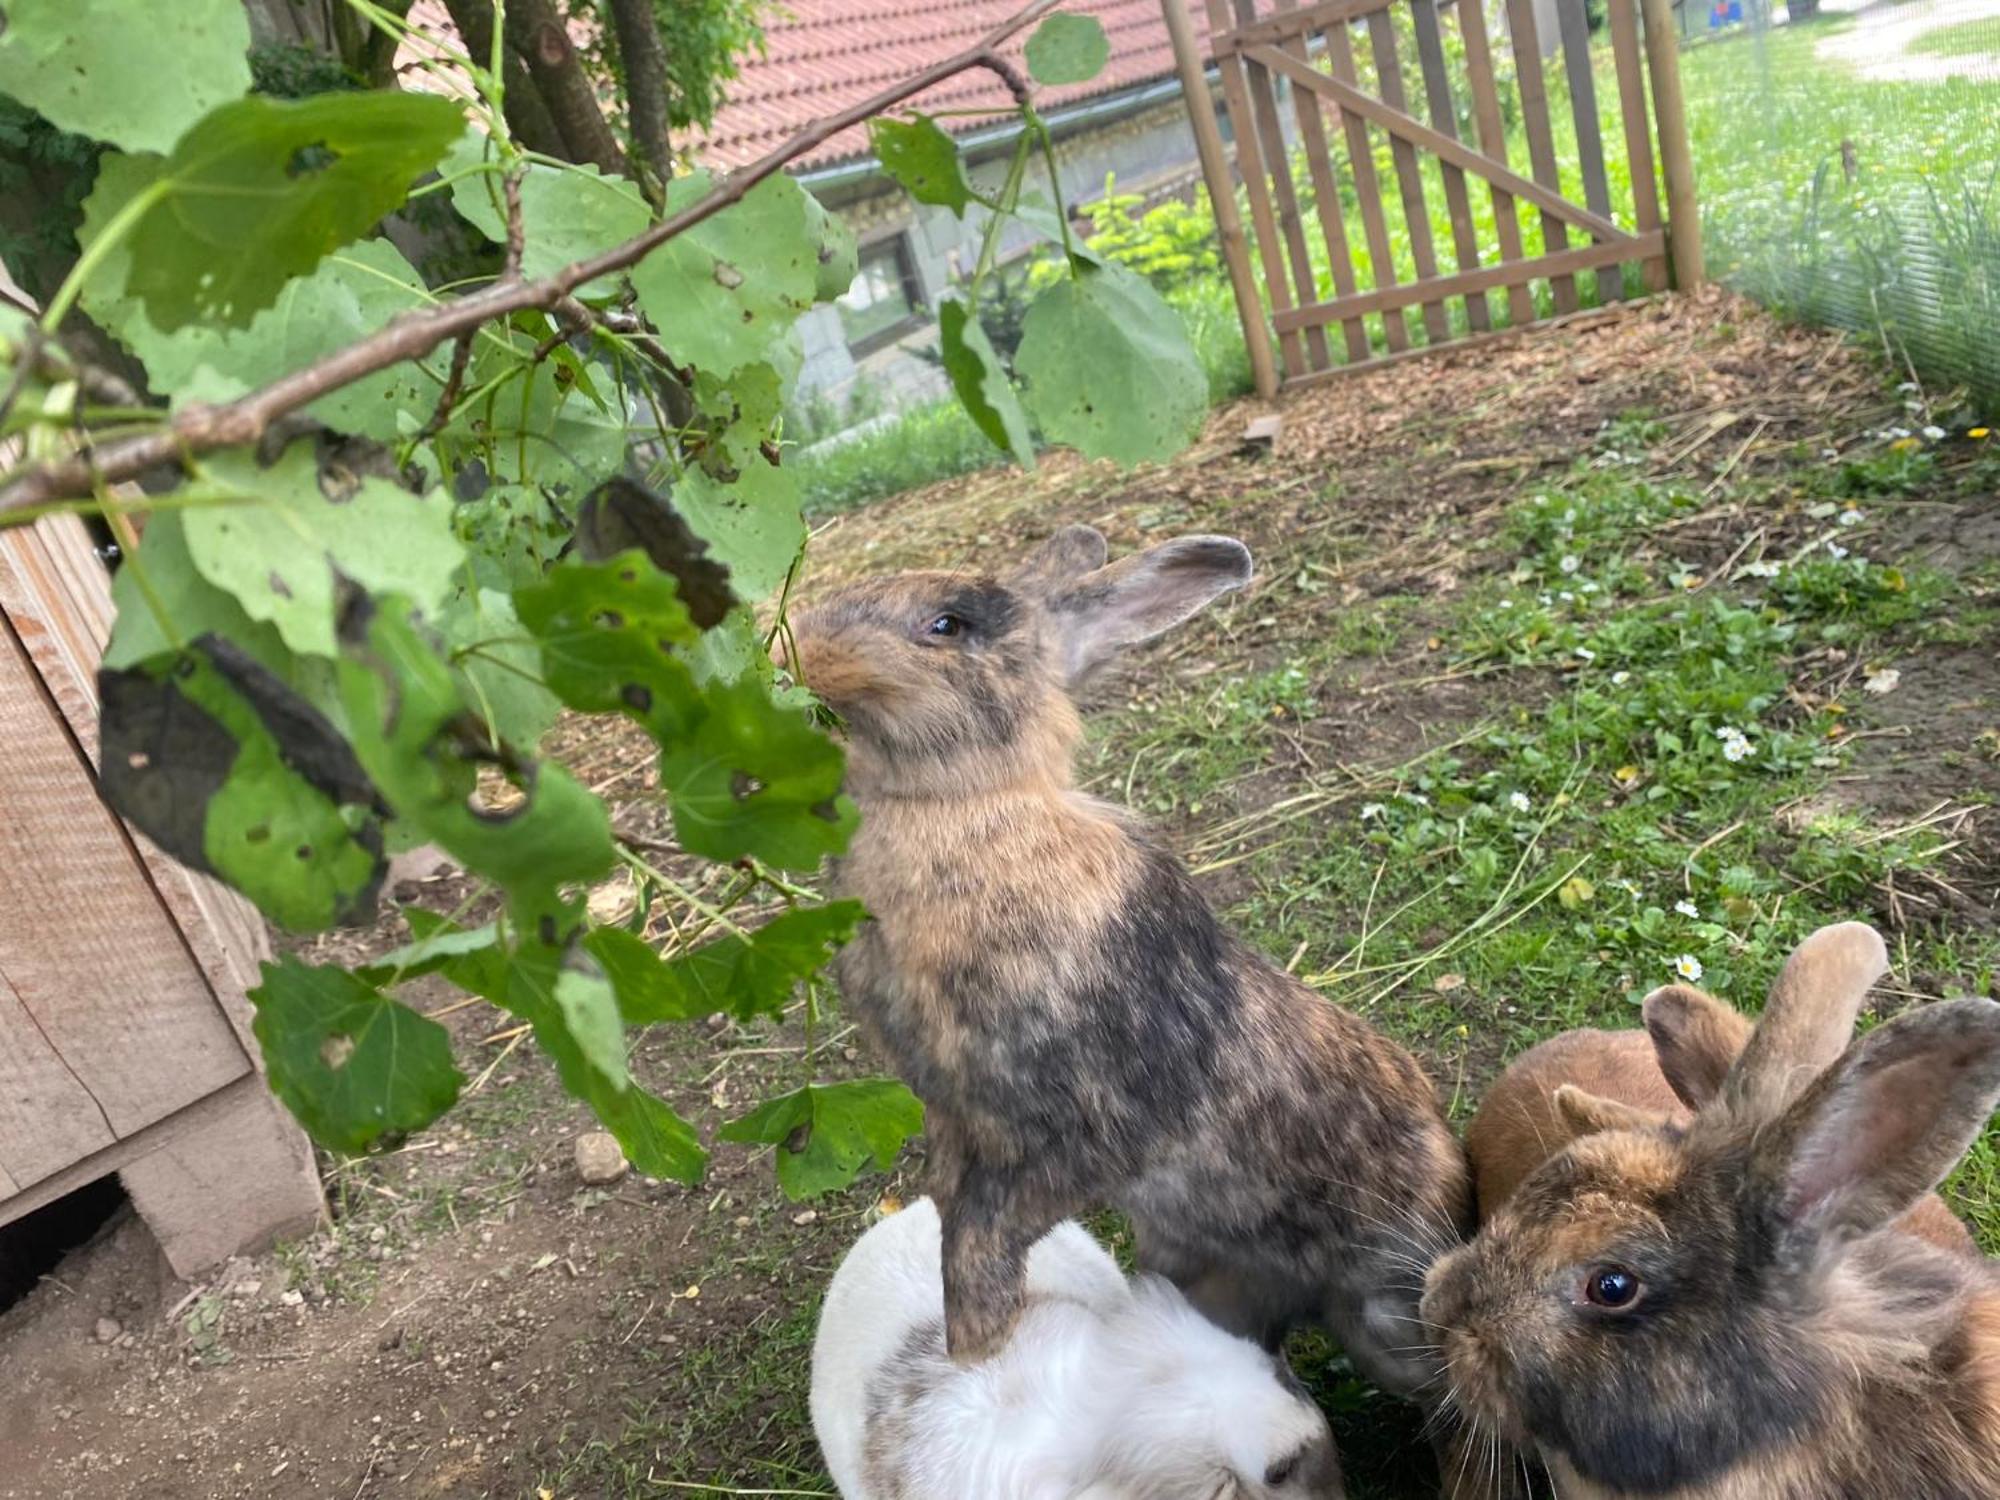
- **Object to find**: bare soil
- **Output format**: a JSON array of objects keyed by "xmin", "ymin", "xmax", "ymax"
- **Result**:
[{"xmin": 5, "ymin": 288, "xmax": 1996, "ymax": 1499}]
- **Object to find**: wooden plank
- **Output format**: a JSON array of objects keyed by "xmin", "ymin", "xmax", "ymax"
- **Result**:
[
  {"xmin": 1641, "ymin": 0, "xmax": 1703, "ymax": 285},
  {"xmin": 1409, "ymin": 0, "xmax": 1490, "ymax": 333},
  {"xmin": 1164, "ymin": 0, "xmax": 1281, "ymax": 396},
  {"xmin": 1319, "ymin": 20, "xmax": 1409, "ymax": 351},
  {"xmin": 1365, "ymin": 10, "xmax": 1450, "ymax": 344},
  {"xmin": 1237, "ymin": 0, "xmax": 1332, "ymax": 372},
  {"xmin": 1216, "ymin": 0, "xmax": 1398, "ymax": 50},
  {"xmin": 1457, "ymin": 0, "xmax": 1535, "ymax": 325},
  {"xmin": 1502, "ymin": 0, "xmax": 1577, "ymax": 311},
  {"xmin": 1554, "ymin": 0, "xmax": 1621, "ymax": 303},
  {"xmin": 1206, "ymin": 0, "xmax": 1308, "ymax": 378},
  {"xmin": 0, "ymin": 1157, "xmax": 18, "ymax": 1199},
  {"xmin": 1274, "ymin": 229, "xmax": 1664, "ymax": 329},
  {"xmin": 1273, "ymin": 0, "xmax": 1369, "ymax": 362},
  {"xmin": 0, "ymin": 617, "xmax": 251, "ymax": 1142},
  {"xmin": 1248, "ymin": 46, "xmax": 1634, "ymax": 242},
  {"xmin": 0, "ymin": 962, "xmax": 117, "ymax": 1191},
  {"xmin": 1608, "ymin": 0, "xmax": 1668, "ymax": 292}
]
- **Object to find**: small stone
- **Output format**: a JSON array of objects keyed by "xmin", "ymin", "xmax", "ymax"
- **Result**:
[
  {"xmin": 280, "ymin": 1290, "xmax": 304, "ymax": 1308},
  {"xmin": 573, "ymin": 1132, "xmax": 629, "ymax": 1186},
  {"xmin": 791, "ymin": 1210, "xmax": 818, "ymax": 1227},
  {"xmin": 229, "ymin": 1279, "xmax": 262, "ymax": 1299},
  {"xmin": 93, "ymin": 1317, "xmax": 122, "ymax": 1344},
  {"xmin": 703, "ymin": 1012, "xmax": 730, "ymax": 1035}
]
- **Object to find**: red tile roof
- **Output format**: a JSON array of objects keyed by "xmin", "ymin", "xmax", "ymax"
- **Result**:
[{"xmin": 696, "ymin": 2, "xmax": 1208, "ymax": 172}]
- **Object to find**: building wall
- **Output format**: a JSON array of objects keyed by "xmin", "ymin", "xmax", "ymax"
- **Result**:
[{"xmin": 793, "ymin": 84, "xmax": 1231, "ymax": 428}]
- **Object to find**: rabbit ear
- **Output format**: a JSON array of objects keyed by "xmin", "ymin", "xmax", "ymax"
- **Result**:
[
  {"xmin": 1045, "ymin": 536, "xmax": 1252, "ymax": 682},
  {"xmin": 1757, "ymin": 999, "xmax": 2000, "ymax": 1253},
  {"xmin": 1643, "ymin": 983, "xmax": 1753, "ymax": 1109},
  {"xmin": 1554, "ymin": 1084, "xmax": 1672, "ymax": 1138},
  {"xmin": 1008, "ymin": 524, "xmax": 1109, "ymax": 598},
  {"xmin": 1719, "ymin": 922, "xmax": 1888, "ymax": 1120}
]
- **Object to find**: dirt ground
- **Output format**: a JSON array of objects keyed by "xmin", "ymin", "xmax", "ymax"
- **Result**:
[{"xmin": 4, "ymin": 289, "xmax": 1997, "ymax": 1500}]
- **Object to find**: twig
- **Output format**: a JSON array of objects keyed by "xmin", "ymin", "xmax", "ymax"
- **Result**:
[
  {"xmin": 416, "ymin": 328, "xmax": 477, "ymax": 441},
  {"xmin": 0, "ymin": 0, "xmax": 1065, "ymax": 514},
  {"xmin": 500, "ymin": 168, "xmax": 526, "ymax": 280}
]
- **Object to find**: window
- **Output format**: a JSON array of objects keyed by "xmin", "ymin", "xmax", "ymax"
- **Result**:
[{"xmin": 838, "ymin": 236, "xmax": 924, "ymax": 353}]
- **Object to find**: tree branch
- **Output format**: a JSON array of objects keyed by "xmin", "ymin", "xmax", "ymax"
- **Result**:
[
  {"xmin": 0, "ymin": 0, "xmax": 1063, "ymax": 514},
  {"xmin": 441, "ymin": 0, "xmax": 569, "ymax": 159},
  {"xmin": 504, "ymin": 0, "xmax": 628, "ymax": 176},
  {"xmin": 607, "ymin": 0, "xmax": 676, "ymax": 199}
]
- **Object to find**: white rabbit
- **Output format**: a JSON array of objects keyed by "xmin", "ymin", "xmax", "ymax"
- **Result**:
[{"xmin": 811, "ymin": 1198, "xmax": 1344, "ymax": 1500}]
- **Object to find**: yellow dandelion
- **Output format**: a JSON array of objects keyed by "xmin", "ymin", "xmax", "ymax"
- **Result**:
[{"xmin": 1971, "ymin": 427, "xmax": 1991, "ymax": 440}]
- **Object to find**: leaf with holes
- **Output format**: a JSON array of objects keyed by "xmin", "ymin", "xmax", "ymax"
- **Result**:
[
  {"xmin": 719, "ymin": 1080, "xmax": 923, "ymax": 1200},
  {"xmin": 338, "ymin": 600, "xmax": 615, "ymax": 895},
  {"xmin": 657, "ymin": 674, "xmax": 856, "ymax": 870},
  {"xmin": 939, "ymin": 298, "xmax": 1034, "ymax": 468},
  {"xmin": 1017, "ymin": 259, "xmax": 1207, "ymax": 465},
  {"xmin": 630, "ymin": 171, "xmax": 821, "ymax": 377},
  {"xmin": 692, "ymin": 362, "xmax": 784, "ymax": 476},
  {"xmin": 445, "ymin": 130, "xmax": 651, "ymax": 286},
  {"xmin": 803, "ymin": 187, "xmax": 858, "ymax": 302},
  {"xmin": 515, "ymin": 552, "xmax": 705, "ymax": 739},
  {"xmin": 1025, "ymin": 13, "xmax": 1110, "ymax": 85},
  {"xmin": 868, "ymin": 116, "xmax": 974, "ymax": 216},
  {"xmin": 128, "ymin": 91, "xmax": 463, "ymax": 327},
  {"xmin": 179, "ymin": 438, "xmax": 464, "ymax": 659},
  {"xmin": 250, "ymin": 958, "xmax": 463, "ymax": 1153},
  {"xmin": 573, "ymin": 480, "xmax": 736, "ymax": 628},
  {"xmin": 99, "ymin": 641, "xmax": 385, "ymax": 931},
  {"xmin": 673, "ymin": 456, "xmax": 804, "ymax": 605},
  {"xmin": 0, "ymin": 0, "xmax": 251, "ymax": 154},
  {"xmin": 587, "ymin": 901, "xmax": 865, "ymax": 1025}
]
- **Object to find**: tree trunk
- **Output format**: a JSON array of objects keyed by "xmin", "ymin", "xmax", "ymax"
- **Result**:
[
  {"xmin": 441, "ymin": 0, "xmax": 570, "ymax": 159},
  {"xmin": 503, "ymin": 0, "xmax": 628, "ymax": 176},
  {"xmin": 607, "ymin": 0, "xmax": 675, "ymax": 195}
]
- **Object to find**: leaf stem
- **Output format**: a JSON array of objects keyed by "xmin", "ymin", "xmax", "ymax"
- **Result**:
[{"xmin": 39, "ymin": 177, "xmax": 171, "ymax": 335}]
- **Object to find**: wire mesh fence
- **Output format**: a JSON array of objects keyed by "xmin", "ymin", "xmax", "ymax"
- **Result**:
[{"xmin": 1674, "ymin": 0, "xmax": 1998, "ymax": 413}]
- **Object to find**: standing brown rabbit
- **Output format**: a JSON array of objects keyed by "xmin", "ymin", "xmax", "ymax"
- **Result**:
[
  {"xmin": 787, "ymin": 525, "xmax": 1471, "ymax": 1393},
  {"xmin": 1424, "ymin": 922, "xmax": 2000, "ymax": 1498}
]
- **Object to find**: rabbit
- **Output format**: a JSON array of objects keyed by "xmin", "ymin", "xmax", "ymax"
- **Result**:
[
  {"xmin": 1465, "ymin": 968, "xmax": 1974, "ymax": 1255},
  {"xmin": 811, "ymin": 1197, "xmax": 1346, "ymax": 1500},
  {"xmin": 785, "ymin": 525, "xmax": 1472, "ymax": 1395},
  {"xmin": 1422, "ymin": 921, "xmax": 2000, "ymax": 1498}
]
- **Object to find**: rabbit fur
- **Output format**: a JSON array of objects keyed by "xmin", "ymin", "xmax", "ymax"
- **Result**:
[
  {"xmin": 1424, "ymin": 922, "xmax": 2000, "ymax": 1498},
  {"xmin": 811, "ymin": 1198, "xmax": 1345, "ymax": 1500},
  {"xmin": 786, "ymin": 526, "xmax": 1471, "ymax": 1390}
]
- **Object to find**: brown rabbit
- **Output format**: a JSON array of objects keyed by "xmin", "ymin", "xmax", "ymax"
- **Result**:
[
  {"xmin": 787, "ymin": 525, "xmax": 1472, "ymax": 1393},
  {"xmin": 1423, "ymin": 922, "xmax": 2000, "ymax": 1498},
  {"xmin": 1467, "ymin": 972, "xmax": 1974, "ymax": 1255}
]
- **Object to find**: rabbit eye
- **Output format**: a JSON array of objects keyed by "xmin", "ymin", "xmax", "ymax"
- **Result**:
[
  {"xmin": 1583, "ymin": 1264, "xmax": 1643, "ymax": 1309},
  {"xmin": 1264, "ymin": 1453, "xmax": 1301, "ymax": 1485},
  {"xmin": 924, "ymin": 613, "xmax": 966, "ymax": 638}
]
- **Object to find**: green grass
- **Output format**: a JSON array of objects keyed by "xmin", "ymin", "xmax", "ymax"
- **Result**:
[
  {"xmin": 1910, "ymin": 18, "xmax": 2000, "ymax": 58},
  {"xmin": 793, "ymin": 398, "xmax": 1001, "ymax": 517}
]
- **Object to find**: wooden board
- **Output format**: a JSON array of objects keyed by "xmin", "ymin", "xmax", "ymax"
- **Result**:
[
  {"xmin": 1273, "ymin": 0, "xmax": 1369, "ymax": 362},
  {"xmin": 1236, "ymin": 0, "xmax": 1332, "ymax": 371},
  {"xmin": 1366, "ymin": 10, "xmax": 1450, "ymax": 344},
  {"xmin": 1503, "ymin": 0, "xmax": 1577, "ymax": 312},
  {"xmin": 1607, "ymin": 0, "xmax": 1669, "ymax": 292},
  {"xmin": 1457, "ymin": 0, "xmax": 1535, "ymax": 326},
  {"xmin": 1320, "ymin": 20, "xmax": 1409, "ymax": 352},
  {"xmin": 1409, "ymin": 0, "xmax": 1490, "ymax": 333},
  {"xmin": 0, "ymin": 962, "xmax": 116, "ymax": 1188},
  {"xmin": 1554, "ymin": 0, "xmax": 1621, "ymax": 303}
]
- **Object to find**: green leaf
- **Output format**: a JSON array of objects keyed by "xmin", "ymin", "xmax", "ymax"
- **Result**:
[
  {"xmin": 129, "ymin": 92, "xmax": 464, "ymax": 327},
  {"xmin": 515, "ymin": 552, "xmax": 705, "ymax": 738},
  {"xmin": 573, "ymin": 479, "xmax": 737, "ymax": 628},
  {"xmin": 693, "ymin": 363, "xmax": 785, "ymax": 475},
  {"xmin": 657, "ymin": 674, "xmax": 857, "ymax": 871},
  {"xmin": 674, "ymin": 457, "xmax": 805, "ymax": 605},
  {"xmin": 445, "ymin": 130, "xmax": 651, "ymax": 286},
  {"xmin": 630, "ymin": 172, "xmax": 821, "ymax": 377},
  {"xmin": 719, "ymin": 1079, "xmax": 923, "ymax": 1199},
  {"xmin": 250, "ymin": 958, "xmax": 463, "ymax": 1154},
  {"xmin": 867, "ymin": 117, "xmax": 974, "ymax": 216},
  {"xmin": 357, "ymin": 916, "xmax": 501, "ymax": 985},
  {"xmin": 0, "ymin": 0, "xmax": 251, "ymax": 155},
  {"xmin": 554, "ymin": 963, "xmax": 629, "ymax": 1092},
  {"xmin": 440, "ymin": 587, "xmax": 562, "ymax": 752},
  {"xmin": 802, "ymin": 188, "xmax": 858, "ymax": 302},
  {"xmin": 1016, "ymin": 260, "xmax": 1208, "ymax": 466},
  {"xmin": 938, "ymin": 298, "xmax": 1035, "ymax": 468},
  {"xmin": 452, "ymin": 480, "xmax": 569, "ymax": 591},
  {"xmin": 338, "ymin": 600, "xmax": 616, "ymax": 894},
  {"xmin": 1025, "ymin": 13, "xmax": 1111, "ymax": 86},
  {"xmin": 587, "ymin": 901, "xmax": 866, "ymax": 1024},
  {"xmin": 98, "ymin": 642, "xmax": 386, "ymax": 932},
  {"xmin": 180, "ymin": 439, "xmax": 465, "ymax": 658}
]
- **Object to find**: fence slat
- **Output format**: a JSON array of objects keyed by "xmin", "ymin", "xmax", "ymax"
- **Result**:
[
  {"xmin": 1365, "ymin": 10, "xmax": 1450, "ymax": 344},
  {"xmin": 1236, "ymin": 0, "xmax": 1333, "ymax": 371},
  {"xmin": 1319, "ymin": 19, "xmax": 1410, "ymax": 351},
  {"xmin": 1217, "ymin": 0, "xmax": 1398, "ymax": 48},
  {"xmin": 1606, "ymin": 0, "xmax": 1668, "ymax": 292},
  {"xmin": 1409, "ymin": 0, "xmax": 1489, "ymax": 332},
  {"xmin": 1456, "ymin": 0, "xmax": 1534, "ymax": 326},
  {"xmin": 1554, "ymin": 0, "xmax": 1621, "ymax": 302},
  {"xmin": 1502, "ymin": 0, "xmax": 1577, "ymax": 312},
  {"xmin": 1273, "ymin": 228, "xmax": 1664, "ymax": 329},
  {"xmin": 1273, "ymin": 0, "xmax": 1370, "ymax": 362},
  {"xmin": 1204, "ymin": 0, "xmax": 1308, "ymax": 377}
]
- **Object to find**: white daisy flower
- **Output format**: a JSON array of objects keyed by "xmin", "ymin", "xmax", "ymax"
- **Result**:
[
  {"xmin": 1922, "ymin": 425, "xmax": 1946, "ymax": 442},
  {"xmin": 1560, "ymin": 554, "xmax": 1581, "ymax": 575},
  {"xmin": 1720, "ymin": 733, "xmax": 1754, "ymax": 764},
  {"xmin": 1826, "ymin": 541, "xmax": 1849, "ymax": 560},
  {"xmin": 1574, "ymin": 646, "xmax": 1595, "ymax": 662},
  {"xmin": 1675, "ymin": 900, "xmax": 1699, "ymax": 918},
  {"xmin": 1611, "ymin": 670, "xmax": 1632, "ymax": 685},
  {"xmin": 1404, "ymin": 792, "xmax": 1431, "ymax": 807},
  {"xmin": 1508, "ymin": 791, "xmax": 1531, "ymax": 813},
  {"xmin": 1674, "ymin": 954, "xmax": 1705, "ymax": 982},
  {"xmin": 1741, "ymin": 560, "xmax": 1781, "ymax": 578},
  {"xmin": 1839, "ymin": 508, "xmax": 1864, "ymax": 526}
]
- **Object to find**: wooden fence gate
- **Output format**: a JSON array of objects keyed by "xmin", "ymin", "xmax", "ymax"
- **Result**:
[{"xmin": 1161, "ymin": 0, "xmax": 1702, "ymax": 394}]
